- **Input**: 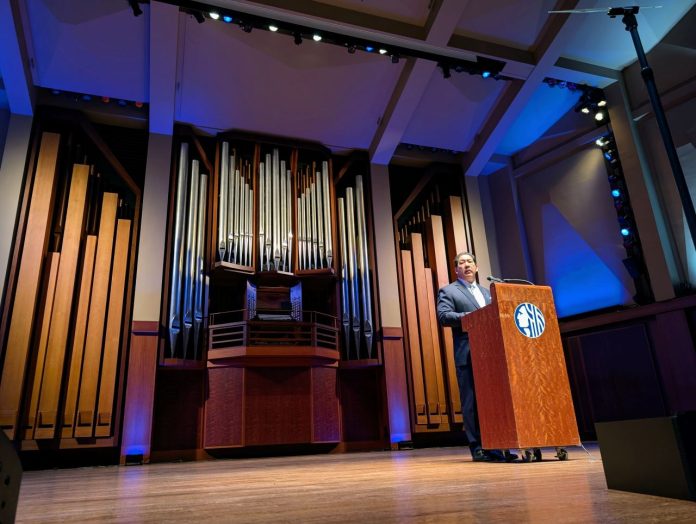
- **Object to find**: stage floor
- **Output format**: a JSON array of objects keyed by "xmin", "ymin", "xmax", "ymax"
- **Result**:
[{"xmin": 15, "ymin": 443, "xmax": 695, "ymax": 523}]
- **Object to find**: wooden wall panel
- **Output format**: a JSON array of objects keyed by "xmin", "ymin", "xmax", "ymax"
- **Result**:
[
  {"xmin": 426, "ymin": 215, "xmax": 462, "ymax": 424},
  {"xmin": 443, "ymin": 196, "xmax": 468, "ymax": 283},
  {"xmin": 0, "ymin": 132, "xmax": 60, "ymax": 439},
  {"xmin": 75, "ymin": 192, "xmax": 118, "ymax": 437},
  {"xmin": 24, "ymin": 253, "xmax": 60, "ymax": 439},
  {"xmin": 244, "ymin": 368, "xmax": 311, "ymax": 446},
  {"xmin": 96, "ymin": 219, "xmax": 131, "ymax": 437},
  {"xmin": 203, "ymin": 367, "xmax": 244, "ymax": 448},
  {"xmin": 410, "ymin": 233, "xmax": 446, "ymax": 423},
  {"xmin": 339, "ymin": 367, "xmax": 384, "ymax": 444},
  {"xmin": 400, "ymin": 250, "xmax": 427, "ymax": 426},
  {"xmin": 35, "ymin": 164, "xmax": 89, "ymax": 439},
  {"xmin": 62, "ymin": 235, "xmax": 97, "ymax": 438},
  {"xmin": 120, "ymin": 322, "xmax": 158, "ymax": 464},
  {"xmin": 311, "ymin": 367, "xmax": 340, "ymax": 443},
  {"xmin": 381, "ymin": 328, "xmax": 411, "ymax": 444}
]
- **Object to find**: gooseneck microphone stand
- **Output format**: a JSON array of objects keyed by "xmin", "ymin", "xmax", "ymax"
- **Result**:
[{"xmin": 610, "ymin": 6, "xmax": 696, "ymax": 252}]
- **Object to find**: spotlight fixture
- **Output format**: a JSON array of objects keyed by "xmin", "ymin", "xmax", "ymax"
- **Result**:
[
  {"xmin": 391, "ymin": 54, "xmax": 400, "ymax": 64},
  {"xmin": 127, "ymin": 0, "xmax": 143, "ymax": 17},
  {"xmin": 439, "ymin": 63, "xmax": 451, "ymax": 79},
  {"xmin": 312, "ymin": 33, "xmax": 322, "ymax": 42},
  {"xmin": 581, "ymin": 107, "xmax": 590, "ymax": 114},
  {"xmin": 365, "ymin": 46, "xmax": 374, "ymax": 52},
  {"xmin": 379, "ymin": 48, "xmax": 388, "ymax": 55},
  {"xmin": 594, "ymin": 110, "xmax": 605, "ymax": 121},
  {"xmin": 209, "ymin": 11, "xmax": 220, "ymax": 20},
  {"xmin": 222, "ymin": 15, "xmax": 233, "ymax": 23},
  {"xmin": 597, "ymin": 99, "xmax": 607, "ymax": 107},
  {"xmin": 620, "ymin": 228, "xmax": 631, "ymax": 237},
  {"xmin": 189, "ymin": 10, "xmax": 205, "ymax": 23},
  {"xmin": 595, "ymin": 137, "xmax": 608, "ymax": 147},
  {"xmin": 294, "ymin": 32, "xmax": 302, "ymax": 45},
  {"xmin": 242, "ymin": 23, "xmax": 253, "ymax": 33},
  {"xmin": 268, "ymin": 24, "xmax": 279, "ymax": 32},
  {"xmin": 611, "ymin": 189, "xmax": 621, "ymax": 198},
  {"xmin": 482, "ymin": 71, "xmax": 491, "ymax": 79},
  {"xmin": 347, "ymin": 44, "xmax": 357, "ymax": 54}
]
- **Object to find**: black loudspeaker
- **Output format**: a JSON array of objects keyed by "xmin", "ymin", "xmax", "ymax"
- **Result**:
[
  {"xmin": 0, "ymin": 431, "xmax": 22, "ymax": 523},
  {"xmin": 595, "ymin": 413, "xmax": 696, "ymax": 501}
]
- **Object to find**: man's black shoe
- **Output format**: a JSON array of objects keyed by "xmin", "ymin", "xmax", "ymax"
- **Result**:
[
  {"xmin": 486, "ymin": 449, "xmax": 506, "ymax": 462},
  {"xmin": 472, "ymin": 449, "xmax": 493, "ymax": 462},
  {"xmin": 504, "ymin": 450, "xmax": 519, "ymax": 462}
]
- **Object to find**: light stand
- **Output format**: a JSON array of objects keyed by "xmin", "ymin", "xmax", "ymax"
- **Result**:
[{"xmin": 610, "ymin": 6, "xmax": 696, "ymax": 252}]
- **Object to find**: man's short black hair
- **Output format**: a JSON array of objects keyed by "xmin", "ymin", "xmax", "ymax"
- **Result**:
[{"xmin": 453, "ymin": 251, "xmax": 476, "ymax": 266}]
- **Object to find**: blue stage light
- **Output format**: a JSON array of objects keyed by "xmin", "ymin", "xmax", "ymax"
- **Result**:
[
  {"xmin": 365, "ymin": 46, "xmax": 374, "ymax": 52},
  {"xmin": 223, "ymin": 15, "xmax": 233, "ymax": 23},
  {"xmin": 612, "ymin": 189, "xmax": 621, "ymax": 198},
  {"xmin": 620, "ymin": 228, "xmax": 630, "ymax": 236},
  {"xmin": 482, "ymin": 71, "xmax": 491, "ymax": 78}
]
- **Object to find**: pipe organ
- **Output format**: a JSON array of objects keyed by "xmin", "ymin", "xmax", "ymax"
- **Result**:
[
  {"xmin": 394, "ymin": 170, "xmax": 472, "ymax": 433},
  {"xmin": 167, "ymin": 143, "xmax": 209, "ymax": 360},
  {"xmin": 0, "ymin": 128, "xmax": 139, "ymax": 446}
]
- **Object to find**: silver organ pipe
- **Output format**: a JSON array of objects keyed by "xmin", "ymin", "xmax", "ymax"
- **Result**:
[
  {"xmin": 337, "ymin": 198, "xmax": 351, "ymax": 356},
  {"xmin": 182, "ymin": 159, "xmax": 200, "ymax": 358},
  {"xmin": 355, "ymin": 176, "xmax": 373, "ymax": 358},
  {"xmin": 218, "ymin": 142, "xmax": 228, "ymax": 262},
  {"xmin": 168, "ymin": 143, "xmax": 188, "ymax": 356},
  {"xmin": 194, "ymin": 173, "xmax": 207, "ymax": 359},
  {"xmin": 345, "ymin": 188, "xmax": 361, "ymax": 354}
]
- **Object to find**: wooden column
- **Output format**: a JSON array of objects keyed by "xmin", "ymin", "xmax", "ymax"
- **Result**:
[
  {"xmin": 426, "ymin": 215, "xmax": 462, "ymax": 424},
  {"xmin": 34, "ymin": 164, "xmax": 89, "ymax": 439},
  {"xmin": 0, "ymin": 132, "xmax": 60, "ymax": 439},
  {"xmin": 75, "ymin": 192, "xmax": 118, "ymax": 437}
]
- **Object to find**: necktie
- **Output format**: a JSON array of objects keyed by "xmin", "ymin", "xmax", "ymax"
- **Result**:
[{"xmin": 469, "ymin": 284, "xmax": 486, "ymax": 308}]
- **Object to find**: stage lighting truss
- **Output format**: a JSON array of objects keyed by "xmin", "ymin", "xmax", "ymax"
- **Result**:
[
  {"xmin": 574, "ymin": 87, "xmax": 608, "ymax": 123},
  {"xmin": 138, "ymin": 1, "xmax": 506, "ymax": 80}
]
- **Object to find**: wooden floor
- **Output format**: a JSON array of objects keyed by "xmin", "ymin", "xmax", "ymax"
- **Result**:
[{"xmin": 15, "ymin": 444, "xmax": 696, "ymax": 523}]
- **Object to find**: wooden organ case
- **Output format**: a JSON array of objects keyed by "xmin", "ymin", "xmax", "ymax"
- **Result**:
[
  {"xmin": 393, "ymin": 164, "xmax": 474, "ymax": 438},
  {"xmin": 0, "ymin": 114, "xmax": 143, "ymax": 456},
  {"xmin": 155, "ymin": 130, "xmax": 386, "ymax": 455}
]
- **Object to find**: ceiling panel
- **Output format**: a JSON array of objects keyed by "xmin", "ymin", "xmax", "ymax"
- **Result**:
[
  {"xmin": 25, "ymin": 0, "xmax": 148, "ymax": 102},
  {"xmin": 401, "ymin": 71, "xmax": 505, "ymax": 151},
  {"xmin": 314, "ymin": 0, "xmax": 431, "ymax": 26},
  {"xmin": 177, "ymin": 15, "xmax": 403, "ymax": 149}
]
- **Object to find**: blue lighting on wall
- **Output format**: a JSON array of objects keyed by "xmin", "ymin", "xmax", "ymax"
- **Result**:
[
  {"xmin": 542, "ymin": 205, "xmax": 630, "ymax": 317},
  {"xmin": 497, "ymin": 84, "xmax": 582, "ymax": 156}
]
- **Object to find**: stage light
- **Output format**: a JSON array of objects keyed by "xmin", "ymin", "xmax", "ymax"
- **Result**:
[
  {"xmin": 102, "ymin": 96, "xmax": 110, "ymax": 103},
  {"xmin": 82, "ymin": 94, "xmax": 92, "ymax": 101},
  {"xmin": 191, "ymin": 11, "xmax": 205, "ymax": 23},
  {"xmin": 597, "ymin": 99, "xmax": 607, "ymax": 107},
  {"xmin": 482, "ymin": 71, "xmax": 491, "ymax": 78},
  {"xmin": 595, "ymin": 110, "xmax": 605, "ymax": 121},
  {"xmin": 294, "ymin": 32, "xmax": 302, "ymax": 45},
  {"xmin": 596, "ymin": 137, "xmax": 608, "ymax": 147},
  {"xmin": 312, "ymin": 33, "xmax": 322, "ymax": 42},
  {"xmin": 347, "ymin": 44, "xmax": 356, "ymax": 54},
  {"xmin": 581, "ymin": 106, "xmax": 590, "ymax": 114},
  {"xmin": 242, "ymin": 23, "xmax": 253, "ymax": 33},
  {"xmin": 612, "ymin": 189, "xmax": 621, "ymax": 198},
  {"xmin": 51, "ymin": 89, "xmax": 61, "ymax": 95},
  {"xmin": 379, "ymin": 49, "xmax": 387, "ymax": 55},
  {"xmin": 365, "ymin": 46, "xmax": 374, "ymax": 52},
  {"xmin": 268, "ymin": 24, "xmax": 278, "ymax": 32},
  {"xmin": 391, "ymin": 54, "xmax": 400, "ymax": 64},
  {"xmin": 604, "ymin": 150, "xmax": 614, "ymax": 161},
  {"xmin": 128, "ymin": 0, "xmax": 143, "ymax": 17},
  {"xmin": 209, "ymin": 11, "xmax": 220, "ymax": 20},
  {"xmin": 223, "ymin": 15, "xmax": 233, "ymax": 23},
  {"xmin": 118, "ymin": 99, "xmax": 128, "ymax": 107},
  {"xmin": 621, "ymin": 228, "xmax": 630, "ymax": 237}
]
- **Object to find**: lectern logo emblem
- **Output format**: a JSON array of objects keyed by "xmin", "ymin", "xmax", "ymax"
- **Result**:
[{"xmin": 514, "ymin": 303, "xmax": 545, "ymax": 338}]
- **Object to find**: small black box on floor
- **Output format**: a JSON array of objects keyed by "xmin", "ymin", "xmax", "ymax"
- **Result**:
[
  {"xmin": 0, "ymin": 430, "xmax": 23, "ymax": 523},
  {"xmin": 595, "ymin": 413, "xmax": 696, "ymax": 501}
]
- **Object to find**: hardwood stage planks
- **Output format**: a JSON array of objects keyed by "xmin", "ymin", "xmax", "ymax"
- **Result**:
[{"xmin": 15, "ymin": 445, "xmax": 696, "ymax": 523}]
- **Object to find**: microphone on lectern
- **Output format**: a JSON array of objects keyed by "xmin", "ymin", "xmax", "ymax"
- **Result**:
[{"xmin": 487, "ymin": 275, "xmax": 535, "ymax": 285}]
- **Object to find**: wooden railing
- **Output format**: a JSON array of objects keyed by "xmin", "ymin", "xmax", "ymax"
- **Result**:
[{"xmin": 209, "ymin": 310, "xmax": 338, "ymax": 351}]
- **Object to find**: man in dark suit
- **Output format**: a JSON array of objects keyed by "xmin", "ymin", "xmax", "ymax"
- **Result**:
[{"xmin": 436, "ymin": 251, "xmax": 514, "ymax": 462}]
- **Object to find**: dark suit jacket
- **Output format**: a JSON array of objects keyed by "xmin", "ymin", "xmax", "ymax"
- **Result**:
[{"xmin": 436, "ymin": 280, "xmax": 491, "ymax": 366}]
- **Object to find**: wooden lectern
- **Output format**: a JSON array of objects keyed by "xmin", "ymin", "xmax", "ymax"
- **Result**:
[{"xmin": 461, "ymin": 283, "xmax": 580, "ymax": 450}]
